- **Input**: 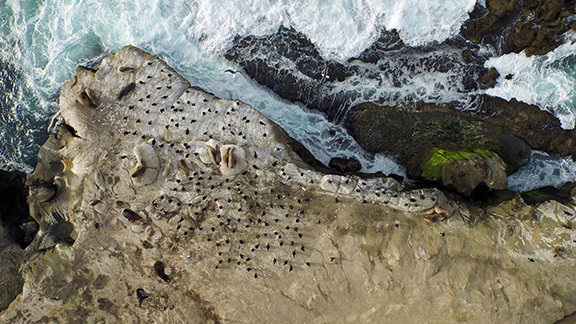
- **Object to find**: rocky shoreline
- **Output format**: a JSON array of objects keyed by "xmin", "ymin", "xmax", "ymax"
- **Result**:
[
  {"xmin": 1, "ymin": 46, "xmax": 576, "ymax": 323},
  {"xmin": 225, "ymin": 0, "xmax": 576, "ymax": 195}
]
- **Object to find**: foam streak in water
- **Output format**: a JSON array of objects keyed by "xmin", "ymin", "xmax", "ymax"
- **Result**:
[
  {"xmin": 485, "ymin": 32, "xmax": 576, "ymax": 129},
  {"xmin": 508, "ymin": 151, "xmax": 576, "ymax": 192}
]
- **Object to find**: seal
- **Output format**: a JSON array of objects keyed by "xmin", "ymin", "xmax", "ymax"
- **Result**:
[
  {"xmin": 206, "ymin": 144, "xmax": 221, "ymax": 166},
  {"xmin": 226, "ymin": 147, "xmax": 236, "ymax": 168},
  {"xmin": 77, "ymin": 89, "xmax": 98, "ymax": 109},
  {"xmin": 178, "ymin": 159, "xmax": 189, "ymax": 177},
  {"xmin": 118, "ymin": 82, "xmax": 136, "ymax": 100}
]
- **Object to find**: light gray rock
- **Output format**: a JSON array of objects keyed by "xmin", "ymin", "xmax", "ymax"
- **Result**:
[{"xmin": 2, "ymin": 46, "xmax": 576, "ymax": 324}]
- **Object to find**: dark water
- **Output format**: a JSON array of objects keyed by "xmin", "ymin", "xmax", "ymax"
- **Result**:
[{"xmin": 0, "ymin": 60, "xmax": 50, "ymax": 172}]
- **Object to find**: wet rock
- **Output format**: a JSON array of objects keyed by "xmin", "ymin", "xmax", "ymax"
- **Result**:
[
  {"xmin": 478, "ymin": 67, "xmax": 500, "ymax": 89},
  {"xmin": 462, "ymin": 0, "xmax": 575, "ymax": 55},
  {"xmin": 478, "ymin": 96, "xmax": 576, "ymax": 158},
  {"xmin": 347, "ymin": 101, "xmax": 531, "ymax": 186},
  {"xmin": 225, "ymin": 26, "xmax": 488, "ymax": 121},
  {"xmin": 328, "ymin": 157, "xmax": 362, "ymax": 173},
  {"xmin": 520, "ymin": 182, "xmax": 576, "ymax": 205}
]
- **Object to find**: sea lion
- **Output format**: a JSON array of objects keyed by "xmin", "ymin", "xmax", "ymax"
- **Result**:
[
  {"xmin": 131, "ymin": 164, "xmax": 147, "ymax": 178},
  {"xmin": 206, "ymin": 144, "xmax": 221, "ymax": 166},
  {"xmin": 118, "ymin": 82, "xmax": 136, "ymax": 100},
  {"xmin": 178, "ymin": 159, "xmax": 189, "ymax": 176},
  {"xmin": 77, "ymin": 89, "xmax": 98, "ymax": 109},
  {"xmin": 226, "ymin": 147, "xmax": 236, "ymax": 168},
  {"xmin": 222, "ymin": 147, "xmax": 230, "ymax": 165},
  {"xmin": 119, "ymin": 66, "xmax": 136, "ymax": 73}
]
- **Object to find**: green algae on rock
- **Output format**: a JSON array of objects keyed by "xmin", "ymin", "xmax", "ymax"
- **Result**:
[
  {"xmin": 348, "ymin": 101, "xmax": 531, "ymax": 193},
  {"xmin": 420, "ymin": 147, "xmax": 508, "ymax": 195},
  {"xmin": 421, "ymin": 147, "xmax": 496, "ymax": 181},
  {"xmin": 348, "ymin": 96, "xmax": 576, "ymax": 194}
]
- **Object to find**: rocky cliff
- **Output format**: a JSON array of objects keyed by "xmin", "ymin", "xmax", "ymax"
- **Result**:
[{"xmin": 2, "ymin": 46, "xmax": 576, "ymax": 324}]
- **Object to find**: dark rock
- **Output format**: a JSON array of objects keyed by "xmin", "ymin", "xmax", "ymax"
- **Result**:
[
  {"xmin": 478, "ymin": 67, "xmax": 500, "ymax": 89},
  {"xmin": 0, "ymin": 169, "xmax": 36, "ymax": 247},
  {"xmin": 0, "ymin": 169, "xmax": 35, "ymax": 312},
  {"xmin": 347, "ymin": 101, "xmax": 531, "ymax": 179},
  {"xmin": 462, "ymin": 0, "xmax": 575, "ymax": 55},
  {"xmin": 509, "ymin": 21, "xmax": 537, "ymax": 51},
  {"xmin": 477, "ymin": 96, "xmax": 576, "ymax": 158},
  {"xmin": 520, "ymin": 182, "xmax": 576, "ymax": 205},
  {"xmin": 328, "ymin": 157, "xmax": 362, "ymax": 173},
  {"xmin": 225, "ymin": 26, "xmax": 488, "ymax": 121}
]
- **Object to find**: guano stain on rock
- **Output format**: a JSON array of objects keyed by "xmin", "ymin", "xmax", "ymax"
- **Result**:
[{"xmin": 5, "ymin": 45, "xmax": 576, "ymax": 324}]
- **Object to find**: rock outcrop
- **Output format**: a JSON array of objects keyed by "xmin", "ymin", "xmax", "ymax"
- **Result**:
[
  {"xmin": 347, "ymin": 101, "xmax": 532, "ymax": 194},
  {"xmin": 225, "ymin": 26, "xmax": 489, "ymax": 122},
  {"xmin": 462, "ymin": 0, "xmax": 576, "ymax": 56},
  {"xmin": 347, "ymin": 97, "xmax": 576, "ymax": 194},
  {"xmin": 0, "ymin": 169, "xmax": 36, "ymax": 312},
  {"xmin": 2, "ymin": 46, "xmax": 576, "ymax": 324}
]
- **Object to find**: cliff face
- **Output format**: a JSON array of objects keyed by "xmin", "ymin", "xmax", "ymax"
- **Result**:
[{"xmin": 2, "ymin": 46, "xmax": 576, "ymax": 324}]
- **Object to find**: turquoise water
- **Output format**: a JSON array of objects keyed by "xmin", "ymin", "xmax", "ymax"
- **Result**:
[
  {"xmin": 485, "ymin": 32, "xmax": 576, "ymax": 128},
  {"xmin": 1, "ymin": 0, "xmax": 575, "ymax": 191}
]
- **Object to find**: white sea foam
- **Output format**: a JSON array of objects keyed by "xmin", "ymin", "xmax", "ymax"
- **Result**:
[
  {"xmin": 156, "ymin": 0, "xmax": 477, "ymax": 60},
  {"xmin": 2, "ymin": 0, "xmax": 419, "ymax": 175},
  {"xmin": 508, "ymin": 151, "xmax": 576, "ymax": 192},
  {"xmin": 3, "ymin": 0, "xmax": 576, "ymax": 190},
  {"xmin": 485, "ymin": 32, "xmax": 576, "ymax": 129}
]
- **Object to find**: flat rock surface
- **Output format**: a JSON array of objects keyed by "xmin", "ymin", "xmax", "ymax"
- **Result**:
[{"xmin": 2, "ymin": 46, "xmax": 576, "ymax": 324}]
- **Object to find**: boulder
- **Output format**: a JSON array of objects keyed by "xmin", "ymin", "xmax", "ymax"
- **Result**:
[
  {"xmin": 328, "ymin": 157, "xmax": 362, "ymax": 173},
  {"xmin": 419, "ymin": 147, "xmax": 509, "ymax": 194},
  {"xmin": 347, "ymin": 101, "xmax": 531, "ymax": 193},
  {"xmin": 478, "ymin": 67, "xmax": 500, "ymax": 89}
]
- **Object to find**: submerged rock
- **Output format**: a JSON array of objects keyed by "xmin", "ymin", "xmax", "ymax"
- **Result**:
[{"xmin": 4, "ymin": 46, "xmax": 576, "ymax": 324}]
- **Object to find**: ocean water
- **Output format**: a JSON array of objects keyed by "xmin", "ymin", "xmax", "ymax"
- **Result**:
[
  {"xmin": 1, "ymin": 0, "xmax": 575, "ymax": 191},
  {"xmin": 485, "ymin": 31, "xmax": 576, "ymax": 129}
]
